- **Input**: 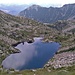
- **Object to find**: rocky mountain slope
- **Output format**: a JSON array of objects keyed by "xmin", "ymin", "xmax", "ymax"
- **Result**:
[
  {"xmin": 0, "ymin": 10, "xmax": 75, "ymax": 75},
  {"xmin": 0, "ymin": 10, "xmax": 57, "ymax": 65},
  {"xmin": 19, "ymin": 3, "xmax": 75, "ymax": 23}
]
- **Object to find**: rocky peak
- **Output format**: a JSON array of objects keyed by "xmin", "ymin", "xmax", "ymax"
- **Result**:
[{"xmin": 27, "ymin": 5, "xmax": 41, "ymax": 11}]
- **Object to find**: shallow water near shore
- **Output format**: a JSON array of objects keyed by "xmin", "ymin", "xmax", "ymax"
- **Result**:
[{"xmin": 2, "ymin": 37, "xmax": 60, "ymax": 70}]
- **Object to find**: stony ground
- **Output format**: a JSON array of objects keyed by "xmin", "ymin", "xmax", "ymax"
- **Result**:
[{"xmin": 45, "ymin": 51, "xmax": 75, "ymax": 69}]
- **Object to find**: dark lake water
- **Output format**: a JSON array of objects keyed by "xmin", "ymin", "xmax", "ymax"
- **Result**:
[{"xmin": 2, "ymin": 37, "xmax": 60, "ymax": 70}]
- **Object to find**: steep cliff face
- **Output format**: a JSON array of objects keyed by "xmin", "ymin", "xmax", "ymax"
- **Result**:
[{"xmin": 19, "ymin": 4, "xmax": 75, "ymax": 23}]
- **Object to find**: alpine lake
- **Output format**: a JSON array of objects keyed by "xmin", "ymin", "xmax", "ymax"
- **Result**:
[{"xmin": 2, "ymin": 37, "xmax": 60, "ymax": 70}]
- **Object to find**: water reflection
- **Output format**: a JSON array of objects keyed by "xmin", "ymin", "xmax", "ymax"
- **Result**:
[{"xmin": 2, "ymin": 37, "xmax": 60, "ymax": 70}]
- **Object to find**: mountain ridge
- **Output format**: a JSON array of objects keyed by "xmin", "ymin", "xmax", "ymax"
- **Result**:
[{"xmin": 19, "ymin": 3, "xmax": 75, "ymax": 23}]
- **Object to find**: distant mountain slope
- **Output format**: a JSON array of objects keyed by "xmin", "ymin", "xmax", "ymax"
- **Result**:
[
  {"xmin": 19, "ymin": 3, "xmax": 75, "ymax": 23},
  {"xmin": 0, "ymin": 4, "xmax": 29, "ymax": 15},
  {"xmin": 48, "ymin": 20, "xmax": 75, "ymax": 33}
]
